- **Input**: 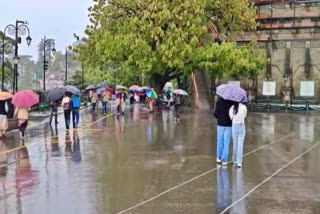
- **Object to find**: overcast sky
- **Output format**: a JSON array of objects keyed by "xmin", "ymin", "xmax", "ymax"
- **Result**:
[{"xmin": 0, "ymin": 0, "xmax": 92, "ymax": 61}]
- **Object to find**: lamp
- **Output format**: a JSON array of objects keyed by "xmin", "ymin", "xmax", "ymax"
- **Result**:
[
  {"xmin": 13, "ymin": 56, "xmax": 20, "ymax": 64},
  {"xmin": 26, "ymin": 36, "xmax": 32, "ymax": 46}
]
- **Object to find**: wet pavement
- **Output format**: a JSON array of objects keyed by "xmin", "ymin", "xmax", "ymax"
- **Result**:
[{"xmin": 0, "ymin": 105, "xmax": 320, "ymax": 214}]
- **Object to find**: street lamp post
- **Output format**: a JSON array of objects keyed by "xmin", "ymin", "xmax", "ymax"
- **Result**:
[
  {"xmin": 42, "ymin": 36, "xmax": 56, "ymax": 91},
  {"xmin": 65, "ymin": 47, "xmax": 68, "ymax": 86},
  {"xmin": 2, "ymin": 21, "xmax": 32, "ymax": 93}
]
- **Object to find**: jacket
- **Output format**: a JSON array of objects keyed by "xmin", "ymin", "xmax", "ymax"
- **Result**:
[{"xmin": 214, "ymin": 97, "xmax": 233, "ymax": 127}]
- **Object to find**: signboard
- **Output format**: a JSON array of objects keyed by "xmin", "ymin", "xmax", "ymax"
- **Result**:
[
  {"xmin": 262, "ymin": 81, "xmax": 276, "ymax": 96},
  {"xmin": 228, "ymin": 81, "xmax": 240, "ymax": 86},
  {"xmin": 300, "ymin": 81, "xmax": 315, "ymax": 97}
]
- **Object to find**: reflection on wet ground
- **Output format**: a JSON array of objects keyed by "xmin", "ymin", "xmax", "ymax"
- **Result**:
[{"xmin": 0, "ymin": 105, "xmax": 320, "ymax": 214}]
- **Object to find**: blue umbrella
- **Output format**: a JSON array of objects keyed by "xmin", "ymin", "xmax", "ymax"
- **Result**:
[
  {"xmin": 65, "ymin": 85, "xmax": 81, "ymax": 96},
  {"xmin": 216, "ymin": 84, "xmax": 247, "ymax": 103}
]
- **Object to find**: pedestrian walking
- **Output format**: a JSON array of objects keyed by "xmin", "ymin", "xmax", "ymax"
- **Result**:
[
  {"xmin": 229, "ymin": 102, "xmax": 247, "ymax": 168},
  {"xmin": 49, "ymin": 100, "xmax": 59, "ymax": 126},
  {"xmin": 173, "ymin": 94, "xmax": 181, "ymax": 121},
  {"xmin": 61, "ymin": 93, "xmax": 72, "ymax": 130},
  {"xmin": 214, "ymin": 97, "xmax": 233, "ymax": 166},
  {"xmin": 14, "ymin": 107, "xmax": 30, "ymax": 138},
  {"xmin": 102, "ymin": 90, "xmax": 110, "ymax": 114},
  {"xmin": 116, "ymin": 94, "xmax": 122, "ymax": 115},
  {"xmin": 71, "ymin": 94, "xmax": 81, "ymax": 128},
  {"xmin": 91, "ymin": 90, "xmax": 98, "ymax": 112},
  {"xmin": 0, "ymin": 101, "xmax": 8, "ymax": 137},
  {"xmin": 121, "ymin": 92, "xmax": 127, "ymax": 115}
]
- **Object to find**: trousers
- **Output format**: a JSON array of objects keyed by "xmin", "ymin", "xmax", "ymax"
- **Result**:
[
  {"xmin": 216, "ymin": 125, "xmax": 232, "ymax": 162},
  {"xmin": 232, "ymin": 124, "xmax": 246, "ymax": 165},
  {"xmin": 72, "ymin": 111, "xmax": 79, "ymax": 128}
]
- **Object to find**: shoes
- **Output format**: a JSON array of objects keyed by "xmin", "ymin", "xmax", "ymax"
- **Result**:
[
  {"xmin": 237, "ymin": 164, "xmax": 242, "ymax": 168},
  {"xmin": 216, "ymin": 158, "xmax": 222, "ymax": 164},
  {"xmin": 222, "ymin": 162, "xmax": 228, "ymax": 166}
]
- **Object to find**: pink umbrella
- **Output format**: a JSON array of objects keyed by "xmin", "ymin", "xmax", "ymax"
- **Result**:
[{"xmin": 12, "ymin": 90, "xmax": 39, "ymax": 108}]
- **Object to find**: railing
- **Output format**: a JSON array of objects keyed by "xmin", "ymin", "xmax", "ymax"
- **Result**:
[{"xmin": 248, "ymin": 102, "xmax": 320, "ymax": 112}]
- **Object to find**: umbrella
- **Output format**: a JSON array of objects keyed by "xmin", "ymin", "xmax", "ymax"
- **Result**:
[
  {"xmin": 216, "ymin": 84, "xmax": 248, "ymax": 103},
  {"xmin": 174, "ymin": 89, "xmax": 188, "ymax": 96},
  {"xmin": 163, "ymin": 82, "xmax": 174, "ymax": 92},
  {"xmin": 141, "ymin": 86, "xmax": 151, "ymax": 92},
  {"xmin": 0, "ymin": 92, "xmax": 13, "ymax": 101},
  {"xmin": 97, "ymin": 88, "xmax": 105, "ymax": 95},
  {"xmin": 115, "ymin": 85, "xmax": 128, "ymax": 91},
  {"xmin": 85, "ymin": 84, "xmax": 97, "ymax": 91},
  {"xmin": 65, "ymin": 85, "xmax": 81, "ymax": 95},
  {"xmin": 129, "ymin": 85, "xmax": 140, "ymax": 93},
  {"xmin": 47, "ymin": 88, "xmax": 65, "ymax": 101},
  {"xmin": 12, "ymin": 90, "xmax": 39, "ymax": 108},
  {"xmin": 146, "ymin": 91, "xmax": 158, "ymax": 99},
  {"xmin": 98, "ymin": 82, "xmax": 110, "ymax": 88}
]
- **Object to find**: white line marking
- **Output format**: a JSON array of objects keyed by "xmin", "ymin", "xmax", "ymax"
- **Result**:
[
  {"xmin": 116, "ymin": 132, "xmax": 297, "ymax": 214},
  {"xmin": 220, "ymin": 140, "xmax": 320, "ymax": 214}
]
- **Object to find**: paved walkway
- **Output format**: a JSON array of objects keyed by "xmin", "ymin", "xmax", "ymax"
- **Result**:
[{"xmin": 0, "ymin": 106, "xmax": 319, "ymax": 214}]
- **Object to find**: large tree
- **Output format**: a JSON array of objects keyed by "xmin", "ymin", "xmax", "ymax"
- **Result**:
[{"xmin": 79, "ymin": 0, "xmax": 260, "ymax": 90}]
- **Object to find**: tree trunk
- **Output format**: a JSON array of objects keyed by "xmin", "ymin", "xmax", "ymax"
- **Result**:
[
  {"xmin": 190, "ymin": 71, "xmax": 211, "ymax": 110},
  {"xmin": 151, "ymin": 73, "xmax": 165, "ymax": 92}
]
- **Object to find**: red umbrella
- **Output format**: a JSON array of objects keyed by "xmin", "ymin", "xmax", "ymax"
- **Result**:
[{"xmin": 12, "ymin": 90, "xmax": 39, "ymax": 108}]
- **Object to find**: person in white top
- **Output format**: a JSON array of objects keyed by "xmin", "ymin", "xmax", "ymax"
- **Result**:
[
  {"xmin": 229, "ymin": 102, "xmax": 247, "ymax": 168},
  {"xmin": 61, "ymin": 93, "xmax": 72, "ymax": 130}
]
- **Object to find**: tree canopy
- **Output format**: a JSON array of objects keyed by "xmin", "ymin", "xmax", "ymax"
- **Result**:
[{"xmin": 78, "ymin": 0, "xmax": 265, "ymax": 89}]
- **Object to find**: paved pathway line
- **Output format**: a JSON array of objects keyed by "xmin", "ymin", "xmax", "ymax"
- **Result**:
[
  {"xmin": 220, "ymin": 140, "xmax": 320, "ymax": 214},
  {"xmin": 116, "ymin": 132, "xmax": 298, "ymax": 214}
]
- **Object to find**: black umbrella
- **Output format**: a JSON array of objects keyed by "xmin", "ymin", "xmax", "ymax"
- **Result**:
[
  {"xmin": 47, "ymin": 88, "xmax": 65, "ymax": 101},
  {"xmin": 85, "ymin": 84, "xmax": 97, "ymax": 91},
  {"xmin": 98, "ymin": 82, "xmax": 110, "ymax": 88}
]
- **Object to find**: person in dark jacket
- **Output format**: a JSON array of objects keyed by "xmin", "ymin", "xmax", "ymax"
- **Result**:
[
  {"xmin": 214, "ymin": 97, "xmax": 233, "ymax": 165},
  {"xmin": 49, "ymin": 100, "xmax": 59, "ymax": 126}
]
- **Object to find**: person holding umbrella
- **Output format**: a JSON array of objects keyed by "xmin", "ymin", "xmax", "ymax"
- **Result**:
[
  {"xmin": 65, "ymin": 85, "xmax": 81, "ymax": 129},
  {"xmin": 47, "ymin": 88, "xmax": 65, "ymax": 126},
  {"xmin": 0, "ymin": 92, "xmax": 12, "ymax": 137},
  {"xmin": 91, "ymin": 90, "xmax": 99, "ymax": 112},
  {"xmin": 215, "ymin": 84, "xmax": 248, "ymax": 166},
  {"xmin": 101, "ymin": 90, "xmax": 110, "ymax": 114},
  {"xmin": 12, "ymin": 90, "xmax": 39, "ymax": 138},
  {"xmin": 71, "ymin": 94, "xmax": 81, "ymax": 128},
  {"xmin": 229, "ymin": 101, "xmax": 247, "ymax": 168},
  {"xmin": 61, "ymin": 93, "xmax": 72, "ymax": 130}
]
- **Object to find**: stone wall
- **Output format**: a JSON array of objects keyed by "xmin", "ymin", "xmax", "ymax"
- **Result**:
[{"xmin": 218, "ymin": 40, "xmax": 320, "ymax": 103}]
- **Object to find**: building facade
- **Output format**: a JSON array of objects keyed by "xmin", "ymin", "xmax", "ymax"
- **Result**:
[{"xmin": 231, "ymin": 0, "xmax": 320, "ymax": 103}]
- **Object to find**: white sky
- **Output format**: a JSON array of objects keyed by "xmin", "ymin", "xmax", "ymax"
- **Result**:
[{"xmin": 0, "ymin": 0, "xmax": 92, "ymax": 61}]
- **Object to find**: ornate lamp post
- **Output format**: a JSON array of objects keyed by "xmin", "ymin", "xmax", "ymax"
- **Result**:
[
  {"xmin": 2, "ymin": 20, "xmax": 32, "ymax": 92},
  {"xmin": 42, "ymin": 36, "xmax": 56, "ymax": 91}
]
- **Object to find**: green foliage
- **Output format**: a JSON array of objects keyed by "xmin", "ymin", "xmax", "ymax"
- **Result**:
[
  {"xmin": 79, "ymin": 0, "xmax": 259, "ymax": 87},
  {"xmin": 196, "ymin": 41, "xmax": 266, "ymax": 79}
]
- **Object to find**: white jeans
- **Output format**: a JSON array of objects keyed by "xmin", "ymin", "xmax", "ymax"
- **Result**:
[{"xmin": 232, "ymin": 124, "xmax": 246, "ymax": 165}]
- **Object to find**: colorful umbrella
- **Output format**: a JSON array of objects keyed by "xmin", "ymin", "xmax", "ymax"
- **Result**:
[
  {"xmin": 12, "ymin": 90, "xmax": 39, "ymax": 108},
  {"xmin": 216, "ymin": 84, "xmax": 248, "ymax": 103},
  {"xmin": 85, "ymin": 85, "xmax": 97, "ymax": 91},
  {"xmin": 129, "ymin": 85, "xmax": 140, "ymax": 93},
  {"xmin": 0, "ymin": 92, "xmax": 13, "ymax": 101},
  {"xmin": 47, "ymin": 88, "xmax": 65, "ymax": 101},
  {"xmin": 65, "ymin": 85, "xmax": 81, "ymax": 95},
  {"xmin": 146, "ymin": 91, "xmax": 158, "ymax": 99},
  {"xmin": 174, "ymin": 89, "xmax": 188, "ymax": 96}
]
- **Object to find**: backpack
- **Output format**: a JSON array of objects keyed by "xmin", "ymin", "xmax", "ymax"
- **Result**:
[{"xmin": 72, "ymin": 96, "xmax": 80, "ymax": 108}]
